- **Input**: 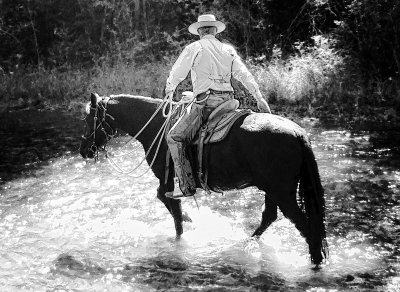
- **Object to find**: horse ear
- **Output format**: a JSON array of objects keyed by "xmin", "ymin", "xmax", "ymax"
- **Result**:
[{"xmin": 90, "ymin": 93, "xmax": 98, "ymax": 107}]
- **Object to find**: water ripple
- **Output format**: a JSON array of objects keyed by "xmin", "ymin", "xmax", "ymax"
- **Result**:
[{"xmin": 0, "ymin": 114, "xmax": 399, "ymax": 291}]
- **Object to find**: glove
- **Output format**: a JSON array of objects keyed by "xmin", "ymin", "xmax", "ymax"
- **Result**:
[{"xmin": 181, "ymin": 91, "xmax": 194, "ymax": 103}]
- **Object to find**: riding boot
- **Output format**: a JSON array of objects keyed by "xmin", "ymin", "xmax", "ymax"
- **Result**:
[{"xmin": 167, "ymin": 141, "xmax": 196, "ymax": 198}]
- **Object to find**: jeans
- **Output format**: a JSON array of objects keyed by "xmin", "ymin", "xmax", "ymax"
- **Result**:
[{"xmin": 166, "ymin": 91, "xmax": 233, "ymax": 194}]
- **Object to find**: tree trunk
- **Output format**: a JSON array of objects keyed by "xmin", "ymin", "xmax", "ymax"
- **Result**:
[
  {"xmin": 142, "ymin": 0, "xmax": 149, "ymax": 40},
  {"xmin": 27, "ymin": 0, "xmax": 40, "ymax": 67},
  {"xmin": 133, "ymin": 0, "xmax": 140, "ymax": 31}
]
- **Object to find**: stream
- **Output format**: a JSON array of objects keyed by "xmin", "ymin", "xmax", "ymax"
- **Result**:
[{"xmin": 0, "ymin": 109, "xmax": 399, "ymax": 291}]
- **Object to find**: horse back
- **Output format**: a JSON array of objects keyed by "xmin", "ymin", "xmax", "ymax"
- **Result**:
[{"xmin": 204, "ymin": 113, "xmax": 307, "ymax": 192}]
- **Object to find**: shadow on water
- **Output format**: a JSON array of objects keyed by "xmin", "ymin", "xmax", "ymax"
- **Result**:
[
  {"xmin": 51, "ymin": 250, "xmax": 290, "ymax": 291},
  {"xmin": 47, "ymin": 242, "xmax": 350, "ymax": 291},
  {"xmin": 0, "ymin": 109, "xmax": 83, "ymax": 185}
]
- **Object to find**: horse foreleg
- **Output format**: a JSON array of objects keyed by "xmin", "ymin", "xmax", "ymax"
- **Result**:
[
  {"xmin": 156, "ymin": 185, "xmax": 191, "ymax": 237},
  {"xmin": 252, "ymin": 196, "xmax": 277, "ymax": 237}
]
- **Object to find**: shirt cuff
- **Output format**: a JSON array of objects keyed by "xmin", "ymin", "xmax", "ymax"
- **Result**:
[{"xmin": 253, "ymin": 90, "xmax": 263, "ymax": 102}]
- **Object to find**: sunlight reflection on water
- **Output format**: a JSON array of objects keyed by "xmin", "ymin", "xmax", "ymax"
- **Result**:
[{"xmin": 0, "ymin": 129, "xmax": 399, "ymax": 291}]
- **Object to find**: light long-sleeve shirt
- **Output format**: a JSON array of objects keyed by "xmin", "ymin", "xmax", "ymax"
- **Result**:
[{"xmin": 165, "ymin": 35, "xmax": 264, "ymax": 102}]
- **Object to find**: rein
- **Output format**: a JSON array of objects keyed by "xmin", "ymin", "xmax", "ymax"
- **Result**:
[
  {"xmin": 102, "ymin": 94, "xmax": 192, "ymax": 178},
  {"xmin": 85, "ymin": 93, "xmax": 200, "ymax": 208}
]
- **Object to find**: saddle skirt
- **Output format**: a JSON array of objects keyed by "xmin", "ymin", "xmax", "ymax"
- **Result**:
[
  {"xmin": 193, "ymin": 99, "xmax": 251, "ymax": 144},
  {"xmin": 192, "ymin": 99, "xmax": 251, "ymax": 193}
]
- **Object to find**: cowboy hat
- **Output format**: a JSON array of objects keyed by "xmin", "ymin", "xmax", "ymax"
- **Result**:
[{"xmin": 188, "ymin": 14, "xmax": 226, "ymax": 35}]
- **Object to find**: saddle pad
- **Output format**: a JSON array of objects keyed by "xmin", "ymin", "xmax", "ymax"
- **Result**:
[{"xmin": 194, "ymin": 109, "xmax": 251, "ymax": 144}]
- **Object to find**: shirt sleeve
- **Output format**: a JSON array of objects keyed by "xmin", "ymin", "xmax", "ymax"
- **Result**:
[
  {"xmin": 165, "ymin": 42, "xmax": 200, "ymax": 96},
  {"xmin": 231, "ymin": 54, "xmax": 263, "ymax": 102}
]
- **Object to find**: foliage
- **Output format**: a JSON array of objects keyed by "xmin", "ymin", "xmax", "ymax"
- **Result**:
[
  {"xmin": 88, "ymin": 59, "xmax": 173, "ymax": 98},
  {"xmin": 330, "ymin": 0, "xmax": 400, "ymax": 79},
  {"xmin": 0, "ymin": 59, "xmax": 173, "ymax": 111},
  {"xmin": 239, "ymin": 36, "xmax": 347, "ymax": 111},
  {"xmin": 0, "ymin": 65, "xmax": 91, "ymax": 110},
  {"xmin": 1, "ymin": 0, "xmax": 399, "ymax": 80},
  {"xmin": 0, "ymin": 0, "xmax": 399, "ymax": 124}
]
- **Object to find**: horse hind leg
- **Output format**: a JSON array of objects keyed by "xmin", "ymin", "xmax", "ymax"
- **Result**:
[{"xmin": 252, "ymin": 196, "xmax": 278, "ymax": 237}]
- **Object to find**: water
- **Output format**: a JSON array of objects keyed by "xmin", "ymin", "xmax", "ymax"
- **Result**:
[{"xmin": 0, "ymin": 110, "xmax": 399, "ymax": 291}]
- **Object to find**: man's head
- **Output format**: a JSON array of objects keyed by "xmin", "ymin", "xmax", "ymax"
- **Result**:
[
  {"xmin": 188, "ymin": 14, "xmax": 225, "ymax": 36},
  {"xmin": 197, "ymin": 26, "xmax": 218, "ymax": 38}
]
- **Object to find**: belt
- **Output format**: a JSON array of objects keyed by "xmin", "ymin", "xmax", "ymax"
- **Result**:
[
  {"xmin": 209, "ymin": 89, "xmax": 233, "ymax": 95},
  {"xmin": 195, "ymin": 90, "xmax": 233, "ymax": 103}
]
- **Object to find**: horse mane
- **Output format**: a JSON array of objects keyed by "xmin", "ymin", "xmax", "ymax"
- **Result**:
[
  {"xmin": 109, "ymin": 94, "xmax": 163, "ymax": 105},
  {"xmin": 84, "ymin": 93, "xmax": 163, "ymax": 117}
]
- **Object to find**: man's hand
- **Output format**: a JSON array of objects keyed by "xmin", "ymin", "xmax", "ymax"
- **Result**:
[{"xmin": 257, "ymin": 99, "xmax": 271, "ymax": 113}]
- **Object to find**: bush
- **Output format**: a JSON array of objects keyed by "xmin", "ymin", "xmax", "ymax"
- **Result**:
[
  {"xmin": 1, "ymin": 38, "xmax": 398, "ymax": 125},
  {"xmin": 0, "ymin": 59, "xmax": 176, "ymax": 112},
  {"xmin": 246, "ymin": 34, "xmax": 400, "ymax": 122},
  {"xmin": 0, "ymin": 65, "xmax": 91, "ymax": 110},
  {"xmin": 88, "ymin": 59, "xmax": 174, "ymax": 99},
  {"xmin": 247, "ymin": 35, "xmax": 345, "ymax": 111}
]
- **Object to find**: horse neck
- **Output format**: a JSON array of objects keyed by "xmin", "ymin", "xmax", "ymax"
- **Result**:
[{"xmin": 108, "ymin": 95, "xmax": 165, "ymax": 149}]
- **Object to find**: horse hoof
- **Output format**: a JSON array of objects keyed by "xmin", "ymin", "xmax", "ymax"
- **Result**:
[
  {"xmin": 182, "ymin": 212, "xmax": 192, "ymax": 222},
  {"xmin": 312, "ymin": 264, "xmax": 322, "ymax": 271},
  {"xmin": 312, "ymin": 255, "xmax": 324, "ymax": 266}
]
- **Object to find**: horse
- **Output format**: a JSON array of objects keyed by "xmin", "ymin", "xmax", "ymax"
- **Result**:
[{"xmin": 79, "ymin": 92, "xmax": 328, "ymax": 265}]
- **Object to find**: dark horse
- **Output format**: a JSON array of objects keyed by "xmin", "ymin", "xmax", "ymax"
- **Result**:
[{"xmin": 80, "ymin": 93, "xmax": 327, "ymax": 265}]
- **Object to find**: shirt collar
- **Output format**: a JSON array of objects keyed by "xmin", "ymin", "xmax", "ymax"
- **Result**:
[{"xmin": 201, "ymin": 34, "xmax": 216, "ymax": 40}]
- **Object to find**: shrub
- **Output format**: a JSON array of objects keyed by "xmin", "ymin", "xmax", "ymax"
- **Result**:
[
  {"xmin": 252, "ymin": 35, "xmax": 344, "ymax": 103},
  {"xmin": 0, "ymin": 65, "xmax": 91, "ymax": 110},
  {"xmin": 88, "ymin": 60, "xmax": 173, "ymax": 99}
]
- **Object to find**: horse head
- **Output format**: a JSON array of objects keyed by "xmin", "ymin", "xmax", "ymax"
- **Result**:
[{"xmin": 80, "ymin": 93, "xmax": 117, "ymax": 159}]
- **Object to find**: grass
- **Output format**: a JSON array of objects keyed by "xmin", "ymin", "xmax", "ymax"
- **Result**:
[
  {"xmin": 0, "ymin": 61, "xmax": 172, "ymax": 113},
  {"xmin": 88, "ymin": 61, "xmax": 172, "ymax": 99},
  {"xmin": 247, "ymin": 36, "xmax": 400, "ymax": 125},
  {"xmin": 1, "ymin": 37, "xmax": 399, "ymax": 126},
  {"xmin": 0, "ymin": 66, "xmax": 91, "ymax": 111}
]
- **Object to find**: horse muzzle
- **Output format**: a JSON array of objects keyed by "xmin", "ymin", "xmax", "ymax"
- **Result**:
[{"xmin": 79, "ymin": 137, "xmax": 96, "ymax": 159}]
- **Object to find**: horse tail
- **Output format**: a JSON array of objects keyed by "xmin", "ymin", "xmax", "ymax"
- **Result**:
[{"xmin": 298, "ymin": 134, "xmax": 328, "ymax": 263}]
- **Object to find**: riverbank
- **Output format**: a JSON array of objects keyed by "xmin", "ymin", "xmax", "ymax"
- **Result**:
[{"xmin": 1, "ymin": 96, "xmax": 398, "ymax": 132}]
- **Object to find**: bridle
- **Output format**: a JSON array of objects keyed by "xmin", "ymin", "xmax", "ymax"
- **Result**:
[
  {"xmin": 80, "ymin": 93, "xmax": 195, "ymax": 180},
  {"xmin": 82, "ymin": 97, "xmax": 117, "ymax": 160}
]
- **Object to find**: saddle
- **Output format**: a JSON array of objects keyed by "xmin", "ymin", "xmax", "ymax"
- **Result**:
[
  {"xmin": 194, "ymin": 98, "xmax": 251, "ymax": 192},
  {"xmin": 193, "ymin": 98, "xmax": 249, "ymax": 144},
  {"xmin": 180, "ymin": 91, "xmax": 250, "ymax": 144},
  {"xmin": 165, "ymin": 91, "xmax": 251, "ymax": 192}
]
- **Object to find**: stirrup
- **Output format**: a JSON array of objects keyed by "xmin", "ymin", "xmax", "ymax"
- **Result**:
[{"xmin": 165, "ymin": 188, "xmax": 195, "ymax": 199}]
